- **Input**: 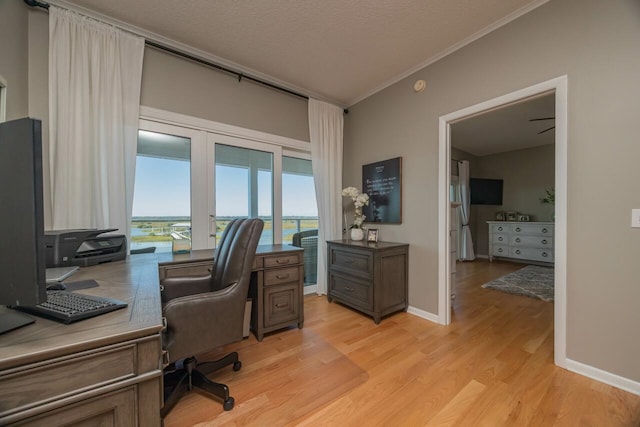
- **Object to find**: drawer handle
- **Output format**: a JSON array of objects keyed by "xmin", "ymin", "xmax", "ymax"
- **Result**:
[
  {"xmin": 515, "ymin": 238, "xmax": 521, "ymax": 243},
  {"xmin": 275, "ymin": 303, "xmax": 289, "ymax": 308},
  {"xmin": 542, "ymin": 252, "xmax": 548, "ymax": 257},
  {"xmin": 498, "ymin": 248, "xmax": 503, "ymax": 253},
  {"xmin": 344, "ymin": 286, "xmax": 355, "ymax": 292},
  {"xmin": 276, "ymin": 259, "xmax": 290, "ymax": 265},
  {"xmin": 542, "ymin": 239, "xmax": 548, "ymax": 244},
  {"xmin": 343, "ymin": 259, "xmax": 354, "ymax": 264},
  {"xmin": 542, "ymin": 228, "xmax": 548, "ymax": 233},
  {"xmin": 498, "ymin": 236, "xmax": 503, "ymax": 241},
  {"xmin": 276, "ymin": 273, "xmax": 290, "ymax": 280},
  {"xmin": 515, "ymin": 250, "xmax": 521, "ymax": 254},
  {"xmin": 498, "ymin": 226, "xmax": 503, "ymax": 231},
  {"xmin": 515, "ymin": 227, "xmax": 521, "ymax": 232}
]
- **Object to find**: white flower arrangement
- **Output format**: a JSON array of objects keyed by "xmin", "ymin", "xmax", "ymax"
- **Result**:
[{"xmin": 342, "ymin": 186, "xmax": 369, "ymax": 229}]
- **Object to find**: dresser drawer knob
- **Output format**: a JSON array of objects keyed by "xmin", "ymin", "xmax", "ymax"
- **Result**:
[
  {"xmin": 542, "ymin": 252, "xmax": 548, "ymax": 257},
  {"xmin": 498, "ymin": 236, "xmax": 503, "ymax": 241},
  {"xmin": 498, "ymin": 226, "xmax": 503, "ymax": 231},
  {"xmin": 275, "ymin": 303, "xmax": 289, "ymax": 308},
  {"xmin": 344, "ymin": 286, "xmax": 355, "ymax": 292},
  {"xmin": 515, "ymin": 227, "xmax": 521, "ymax": 232},
  {"xmin": 498, "ymin": 248, "xmax": 503, "ymax": 253},
  {"xmin": 542, "ymin": 239, "xmax": 548, "ymax": 244},
  {"xmin": 542, "ymin": 228, "xmax": 548, "ymax": 233},
  {"xmin": 276, "ymin": 273, "xmax": 290, "ymax": 280},
  {"xmin": 515, "ymin": 250, "xmax": 521, "ymax": 254},
  {"xmin": 515, "ymin": 238, "xmax": 521, "ymax": 243}
]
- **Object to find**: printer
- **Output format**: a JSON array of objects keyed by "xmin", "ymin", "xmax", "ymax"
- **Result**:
[{"xmin": 45, "ymin": 229, "xmax": 127, "ymax": 268}]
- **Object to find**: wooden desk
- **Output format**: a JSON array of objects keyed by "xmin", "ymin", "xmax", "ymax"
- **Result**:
[
  {"xmin": 0, "ymin": 244, "xmax": 303, "ymax": 425},
  {"xmin": 0, "ymin": 256, "xmax": 164, "ymax": 426},
  {"xmin": 157, "ymin": 245, "xmax": 304, "ymax": 341}
]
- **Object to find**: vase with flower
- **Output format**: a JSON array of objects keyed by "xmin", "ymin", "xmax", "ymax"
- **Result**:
[
  {"xmin": 342, "ymin": 186, "xmax": 369, "ymax": 241},
  {"xmin": 540, "ymin": 187, "xmax": 555, "ymax": 221}
]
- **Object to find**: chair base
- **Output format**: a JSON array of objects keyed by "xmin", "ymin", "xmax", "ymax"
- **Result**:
[{"xmin": 161, "ymin": 351, "xmax": 242, "ymax": 418}]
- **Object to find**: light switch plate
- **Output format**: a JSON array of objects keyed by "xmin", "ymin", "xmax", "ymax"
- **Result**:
[{"xmin": 632, "ymin": 209, "xmax": 640, "ymax": 228}]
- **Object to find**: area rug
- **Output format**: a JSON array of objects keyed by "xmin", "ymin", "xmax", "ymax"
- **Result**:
[{"xmin": 482, "ymin": 265, "xmax": 554, "ymax": 301}]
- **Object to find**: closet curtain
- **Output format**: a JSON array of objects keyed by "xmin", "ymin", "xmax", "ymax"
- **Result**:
[
  {"xmin": 457, "ymin": 161, "xmax": 476, "ymax": 260},
  {"xmin": 48, "ymin": 6, "xmax": 144, "ymax": 243},
  {"xmin": 309, "ymin": 99, "xmax": 343, "ymax": 295}
]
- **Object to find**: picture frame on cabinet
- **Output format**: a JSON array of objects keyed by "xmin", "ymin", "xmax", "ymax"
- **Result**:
[
  {"xmin": 367, "ymin": 228, "xmax": 379, "ymax": 242},
  {"xmin": 495, "ymin": 211, "xmax": 505, "ymax": 221},
  {"xmin": 518, "ymin": 214, "xmax": 530, "ymax": 222},
  {"xmin": 506, "ymin": 211, "xmax": 517, "ymax": 221}
]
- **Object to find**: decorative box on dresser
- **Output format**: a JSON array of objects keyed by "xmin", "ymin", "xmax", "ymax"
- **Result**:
[
  {"xmin": 487, "ymin": 221, "xmax": 554, "ymax": 264},
  {"xmin": 327, "ymin": 240, "xmax": 409, "ymax": 324}
]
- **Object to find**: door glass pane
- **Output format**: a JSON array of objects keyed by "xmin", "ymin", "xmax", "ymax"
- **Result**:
[
  {"xmin": 282, "ymin": 156, "xmax": 318, "ymax": 286},
  {"xmin": 215, "ymin": 144, "xmax": 273, "ymax": 245},
  {"xmin": 131, "ymin": 130, "xmax": 191, "ymax": 254}
]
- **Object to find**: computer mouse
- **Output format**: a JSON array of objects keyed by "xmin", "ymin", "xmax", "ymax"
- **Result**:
[{"xmin": 46, "ymin": 282, "xmax": 66, "ymax": 291}]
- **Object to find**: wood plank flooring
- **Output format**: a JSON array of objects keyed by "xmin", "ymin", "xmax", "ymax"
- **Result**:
[{"xmin": 164, "ymin": 259, "xmax": 640, "ymax": 426}]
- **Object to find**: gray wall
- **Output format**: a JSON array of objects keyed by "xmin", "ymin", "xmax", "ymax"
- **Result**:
[
  {"xmin": 472, "ymin": 144, "xmax": 555, "ymax": 256},
  {"xmin": 344, "ymin": 0, "xmax": 640, "ymax": 381},
  {"xmin": 0, "ymin": 0, "xmax": 29, "ymax": 120}
]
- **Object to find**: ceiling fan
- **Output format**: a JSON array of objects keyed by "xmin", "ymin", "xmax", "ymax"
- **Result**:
[{"xmin": 529, "ymin": 117, "xmax": 555, "ymax": 134}]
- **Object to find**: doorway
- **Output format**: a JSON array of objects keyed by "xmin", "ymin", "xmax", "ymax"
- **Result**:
[{"xmin": 438, "ymin": 76, "xmax": 568, "ymax": 367}]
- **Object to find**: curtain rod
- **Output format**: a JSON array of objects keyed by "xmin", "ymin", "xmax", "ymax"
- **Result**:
[{"xmin": 23, "ymin": 0, "xmax": 349, "ymax": 114}]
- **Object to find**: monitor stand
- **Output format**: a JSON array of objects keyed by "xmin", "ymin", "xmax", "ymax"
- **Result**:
[{"xmin": 0, "ymin": 311, "xmax": 35, "ymax": 334}]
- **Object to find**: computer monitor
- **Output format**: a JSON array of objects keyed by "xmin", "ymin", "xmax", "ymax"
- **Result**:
[{"xmin": 0, "ymin": 118, "xmax": 47, "ymax": 334}]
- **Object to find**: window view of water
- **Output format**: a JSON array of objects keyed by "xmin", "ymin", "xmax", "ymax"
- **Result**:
[{"xmin": 130, "ymin": 216, "xmax": 319, "ymax": 253}]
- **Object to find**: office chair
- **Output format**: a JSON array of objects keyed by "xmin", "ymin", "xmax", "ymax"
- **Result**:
[
  {"xmin": 292, "ymin": 229, "xmax": 318, "ymax": 284},
  {"xmin": 160, "ymin": 218, "xmax": 264, "ymax": 417}
]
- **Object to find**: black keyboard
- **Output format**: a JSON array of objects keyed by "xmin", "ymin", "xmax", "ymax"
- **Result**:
[{"xmin": 14, "ymin": 291, "xmax": 128, "ymax": 324}]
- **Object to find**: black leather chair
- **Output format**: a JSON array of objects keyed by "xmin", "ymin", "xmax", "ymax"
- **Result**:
[
  {"xmin": 292, "ymin": 229, "xmax": 318, "ymax": 285},
  {"xmin": 160, "ymin": 218, "xmax": 264, "ymax": 417}
]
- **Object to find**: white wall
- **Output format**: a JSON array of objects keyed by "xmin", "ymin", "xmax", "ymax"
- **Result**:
[
  {"xmin": 344, "ymin": 0, "xmax": 640, "ymax": 381},
  {"xmin": 0, "ymin": 1, "xmax": 29, "ymax": 120}
]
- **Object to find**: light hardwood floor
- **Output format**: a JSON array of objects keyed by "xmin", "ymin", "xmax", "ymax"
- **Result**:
[{"xmin": 164, "ymin": 259, "xmax": 640, "ymax": 426}]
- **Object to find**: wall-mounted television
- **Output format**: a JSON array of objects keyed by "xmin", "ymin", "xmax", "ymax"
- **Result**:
[{"xmin": 470, "ymin": 178, "xmax": 503, "ymax": 205}]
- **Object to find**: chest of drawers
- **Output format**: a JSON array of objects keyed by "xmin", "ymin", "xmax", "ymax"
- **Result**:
[
  {"xmin": 487, "ymin": 221, "xmax": 554, "ymax": 264},
  {"xmin": 327, "ymin": 240, "xmax": 409, "ymax": 324}
]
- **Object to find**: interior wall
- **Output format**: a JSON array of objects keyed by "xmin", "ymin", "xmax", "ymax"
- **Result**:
[
  {"xmin": 344, "ymin": 0, "xmax": 640, "ymax": 381},
  {"xmin": 473, "ymin": 144, "xmax": 555, "ymax": 256},
  {"xmin": 0, "ymin": 1, "xmax": 29, "ymax": 120}
]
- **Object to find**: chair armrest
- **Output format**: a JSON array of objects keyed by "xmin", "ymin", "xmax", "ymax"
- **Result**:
[{"xmin": 161, "ymin": 275, "xmax": 211, "ymax": 303}]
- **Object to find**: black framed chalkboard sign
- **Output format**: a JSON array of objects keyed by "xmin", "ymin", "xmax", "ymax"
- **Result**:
[{"xmin": 362, "ymin": 157, "xmax": 402, "ymax": 224}]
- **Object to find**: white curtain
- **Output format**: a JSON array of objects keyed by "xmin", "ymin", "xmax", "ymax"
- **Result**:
[
  {"xmin": 309, "ymin": 99, "xmax": 344, "ymax": 295},
  {"xmin": 49, "ymin": 6, "xmax": 144, "ymax": 243},
  {"xmin": 457, "ymin": 161, "xmax": 476, "ymax": 260}
]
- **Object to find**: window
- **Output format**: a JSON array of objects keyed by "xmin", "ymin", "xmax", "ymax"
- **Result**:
[
  {"xmin": 131, "ymin": 129, "xmax": 191, "ymax": 254},
  {"xmin": 282, "ymin": 156, "xmax": 318, "ymax": 243}
]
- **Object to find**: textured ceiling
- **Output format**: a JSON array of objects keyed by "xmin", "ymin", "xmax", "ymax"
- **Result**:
[
  {"xmin": 451, "ymin": 93, "xmax": 555, "ymax": 157},
  {"xmin": 61, "ymin": 0, "xmax": 547, "ymax": 107}
]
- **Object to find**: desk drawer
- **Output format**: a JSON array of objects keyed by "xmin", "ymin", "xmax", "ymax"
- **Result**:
[
  {"xmin": 264, "ymin": 282, "xmax": 300, "ymax": 328},
  {"xmin": 263, "ymin": 253, "xmax": 301, "ymax": 269},
  {"xmin": 0, "ymin": 344, "xmax": 136, "ymax": 416},
  {"xmin": 264, "ymin": 266, "xmax": 300, "ymax": 286}
]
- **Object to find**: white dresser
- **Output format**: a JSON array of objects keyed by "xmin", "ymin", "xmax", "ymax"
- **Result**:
[{"xmin": 487, "ymin": 221, "xmax": 554, "ymax": 264}]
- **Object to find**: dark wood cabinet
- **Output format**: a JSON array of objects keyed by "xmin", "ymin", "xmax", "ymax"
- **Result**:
[{"xmin": 327, "ymin": 240, "xmax": 409, "ymax": 324}]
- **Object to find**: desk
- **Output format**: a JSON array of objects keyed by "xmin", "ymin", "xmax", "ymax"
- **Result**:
[
  {"xmin": 0, "ymin": 256, "xmax": 164, "ymax": 426},
  {"xmin": 0, "ymin": 244, "xmax": 303, "ymax": 426}
]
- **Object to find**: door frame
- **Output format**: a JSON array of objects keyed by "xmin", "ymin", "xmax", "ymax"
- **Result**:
[{"xmin": 437, "ymin": 75, "xmax": 568, "ymax": 367}]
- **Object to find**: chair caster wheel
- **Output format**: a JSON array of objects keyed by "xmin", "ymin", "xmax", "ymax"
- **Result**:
[
  {"xmin": 223, "ymin": 397, "xmax": 235, "ymax": 411},
  {"xmin": 233, "ymin": 361, "xmax": 242, "ymax": 371}
]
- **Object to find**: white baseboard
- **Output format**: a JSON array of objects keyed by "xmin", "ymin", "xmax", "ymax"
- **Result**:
[
  {"xmin": 407, "ymin": 305, "xmax": 441, "ymax": 324},
  {"xmin": 565, "ymin": 358, "xmax": 640, "ymax": 396},
  {"xmin": 304, "ymin": 285, "xmax": 318, "ymax": 296}
]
